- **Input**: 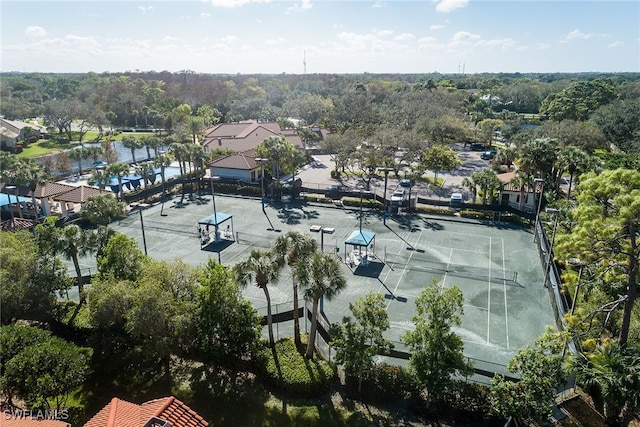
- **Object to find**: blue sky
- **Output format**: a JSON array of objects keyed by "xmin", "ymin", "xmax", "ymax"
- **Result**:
[{"xmin": 1, "ymin": 0, "xmax": 638, "ymax": 74}]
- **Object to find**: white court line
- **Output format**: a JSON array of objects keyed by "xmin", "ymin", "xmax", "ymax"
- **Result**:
[
  {"xmin": 487, "ymin": 237, "xmax": 492, "ymax": 343},
  {"xmin": 502, "ymin": 237, "xmax": 510, "ymax": 350},
  {"xmin": 387, "ymin": 229, "xmax": 424, "ymax": 308}
]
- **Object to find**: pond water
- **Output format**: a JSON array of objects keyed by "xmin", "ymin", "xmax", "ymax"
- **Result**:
[{"xmin": 36, "ymin": 140, "xmax": 170, "ymax": 177}]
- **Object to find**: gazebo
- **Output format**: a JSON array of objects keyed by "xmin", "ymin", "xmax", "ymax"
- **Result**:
[
  {"xmin": 344, "ymin": 229, "xmax": 376, "ymax": 267},
  {"xmin": 198, "ymin": 212, "xmax": 234, "ymax": 248}
]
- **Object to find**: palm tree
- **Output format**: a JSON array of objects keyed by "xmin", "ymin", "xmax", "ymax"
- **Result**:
[
  {"xmin": 509, "ymin": 172, "xmax": 532, "ymax": 211},
  {"xmin": 80, "ymin": 194, "xmax": 125, "ymax": 226},
  {"xmin": 19, "ymin": 159, "xmax": 48, "ymax": 221},
  {"xmin": 36, "ymin": 219, "xmax": 96, "ymax": 303},
  {"xmin": 87, "ymin": 168, "xmax": 112, "ymax": 190},
  {"xmin": 85, "ymin": 146, "xmax": 104, "ymax": 165},
  {"xmin": 121, "ymin": 135, "xmax": 144, "ymax": 164},
  {"xmin": 461, "ymin": 176, "xmax": 478, "ymax": 204},
  {"xmin": 233, "ymin": 249, "xmax": 281, "ymax": 347},
  {"xmin": 68, "ymin": 147, "xmax": 88, "ymax": 176},
  {"xmin": 271, "ymin": 232, "xmax": 318, "ymax": 348},
  {"xmin": 573, "ymin": 341, "xmax": 640, "ymax": 424},
  {"xmin": 294, "ymin": 251, "xmax": 347, "ymax": 358},
  {"xmin": 186, "ymin": 116, "xmax": 205, "ymax": 145},
  {"xmin": 106, "ymin": 162, "xmax": 130, "ymax": 201},
  {"xmin": 555, "ymin": 145, "xmax": 590, "ymax": 199},
  {"xmin": 471, "ymin": 168, "xmax": 502, "ymax": 205},
  {"xmin": 135, "ymin": 162, "xmax": 156, "ymax": 189}
]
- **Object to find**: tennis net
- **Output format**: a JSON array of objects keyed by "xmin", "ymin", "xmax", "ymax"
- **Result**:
[
  {"xmin": 384, "ymin": 251, "xmax": 517, "ymax": 284},
  {"xmin": 235, "ymin": 231, "xmax": 273, "ymax": 248},
  {"xmin": 117, "ymin": 217, "xmax": 198, "ymax": 237}
]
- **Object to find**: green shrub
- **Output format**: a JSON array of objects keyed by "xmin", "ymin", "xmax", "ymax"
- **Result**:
[
  {"xmin": 256, "ymin": 337, "xmax": 335, "ymax": 396},
  {"xmin": 342, "ymin": 197, "xmax": 382, "ymax": 209},
  {"xmin": 345, "ymin": 363, "xmax": 416, "ymax": 403}
]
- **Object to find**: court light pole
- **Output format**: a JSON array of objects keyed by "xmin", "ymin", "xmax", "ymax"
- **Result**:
[
  {"xmin": 379, "ymin": 167, "xmax": 393, "ymax": 225},
  {"xmin": 533, "ymin": 178, "xmax": 545, "ymax": 242},
  {"xmin": 255, "ymin": 158, "xmax": 267, "ymax": 212},
  {"xmin": 159, "ymin": 150, "xmax": 167, "ymax": 216},
  {"xmin": 543, "ymin": 207, "xmax": 559, "ymax": 288},
  {"xmin": 210, "ymin": 175, "xmax": 221, "ymax": 242},
  {"xmin": 567, "ymin": 257, "xmax": 586, "ymax": 315}
]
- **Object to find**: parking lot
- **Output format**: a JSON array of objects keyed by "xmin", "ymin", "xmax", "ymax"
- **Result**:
[{"xmin": 298, "ymin": 143, "xmax": 493, "ymax": 203}]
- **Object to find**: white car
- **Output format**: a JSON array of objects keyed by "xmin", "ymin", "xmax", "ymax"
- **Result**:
[{"xmin": 391, "ymin": 189, "xmax": 406, "ymax": 204}]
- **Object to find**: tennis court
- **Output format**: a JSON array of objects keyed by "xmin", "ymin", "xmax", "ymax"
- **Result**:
[{"xmin": 110, "ymin": 192, "xmax": 555, "ymax": 374}]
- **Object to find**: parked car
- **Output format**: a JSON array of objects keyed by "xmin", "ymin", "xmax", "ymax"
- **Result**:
[
  {"xmin": 481, "ymin": 150, "xmax": 497, "ymax": 160},
  {"xmin": 450, "ymin": 192, "xmax": 463, "ymax": 207},
  {"xmin": 399, "ymin": 178, "xmax": 412, "ymax": 188},
  {"xmin": 391, "ymin": 188, "xmax": 406, "ymax": 205},
  {"xmin": 470, "ymin": 143, "xmax": 486, "ymax": 151},
  {"xmin": 326, "ymin": 184, "xmax": 348, "ymax": 199}
]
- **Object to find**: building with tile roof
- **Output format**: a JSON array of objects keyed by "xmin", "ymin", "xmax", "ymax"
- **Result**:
[
  {"xmin": 497, "ymin": 171, "xmax": 539, "ymax": 212},
  {"xmin": 202, "ymin": 120, "xmax": 304, "ymax": 154},
  {"xmin": 83, "ymin": 397, "xmax": 207, "ymax": 427},
  {"xmin": 0, "ymin": 417, "xmax": 70, "ymax": 427},
  {"xmin": 0, "ymin": 118, "xmax": 47, "ymax": 150},
  {"xmin": 208, "ymin": 152, "xmax": 261, "ymax": 182}
]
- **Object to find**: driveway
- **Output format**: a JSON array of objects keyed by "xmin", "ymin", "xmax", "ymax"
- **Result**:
[{"xmin": 298, "ymin": 144, "xmax": 491, "ymax": 202}]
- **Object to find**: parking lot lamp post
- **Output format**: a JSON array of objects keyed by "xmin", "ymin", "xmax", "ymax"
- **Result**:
[
  {"xmin": 543, "ymin": 208, "xmax": 559, "ymax": 288},
  {"xmin": 567, "ymin": 257, "xmax": 586, "ymax": 315},
  {"xmin": 533, "ymin": 178, "xmax": 545, "ymax": 242},
  {"xmin": 255, "ymin": 158, "xmax": 267, "ymax": 211}
]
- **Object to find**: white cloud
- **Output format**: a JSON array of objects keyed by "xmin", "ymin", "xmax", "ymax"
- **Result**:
[
  {"xmin": 434, "ymin": 0, "xmax": 468, "ymax": 13},
  {"xmin": 163, "ymin": 36, "xmax": 179, "ymax": 42},
  {"xmin": 451, "ymin": 31, "xmax": 480, "ymax": 45},
  {"xmin": 395, "ymin": 33, "xmax": 415, "ymax": 41},
  {"xmin": 475, "ymin": 38, "xmax": 517, "ymax": 49},
  {"xmin": 535, "ymin": 43, "xmax": 551, "ymax": 50},
  {"xmin": 372, "ymin": 1, "xmax": 384, "ymax": 8},
  {"xmin": 201, "ymin": 12, "xmax": 211, "ymax": 17},
  {"xmin": 265, "ymin": 37, "xmax": 285, "ymax": 45},
  {"xmin": 565, "ymin": 29, "xmax": 590, "ymax": 41},
  {"xmin": 209, "ymin": 0, "xmax": 270, "ymax": 8},
  {"xmin": 430, "ymin": 24, "xmax": 444, "ymax": 31},
  {"xmin": 286, "ymin": 0, "xmax": 312, "ymax": 14},
  {"xmin": 221, "ymin": 35, "xmax": 239, "ymax": 43},
  {"xmin": 376, "ymin": 30, "xmax": 393, "ymax": 37},
  {"xmin": 25, "ymin": 26, "xmax": 47, "ymax": 38},
  {"xmin": 608, "ymin": 41, "xmax": 623, "ymax": 48},
  {"xmin": 138, "ymin": 6, "xmax": 153, "ymax": 14}
]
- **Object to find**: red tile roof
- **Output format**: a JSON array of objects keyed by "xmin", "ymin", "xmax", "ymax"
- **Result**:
[
  {"xmin": 202, "ymin": 121, "xmax": 304, "ymax": 153},
  {"xmin": 208, "ymin": 153, "xmax": 258, "ymax": 170},
  {"xmin": 83, "ymin": 397, "xmax": 207, "ymax": 427},
  {"xmin": 0, "ymin": 416, "xmax": 69, "ymax": 427},
  {"xmin": 32, "ymin": 182, "xmax": 78, "ymax": 198},
  {"xmin": 52, "ymin": 185, "xmax": 110, "ymax": 204}
]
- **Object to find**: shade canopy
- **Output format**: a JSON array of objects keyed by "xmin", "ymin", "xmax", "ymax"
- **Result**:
[
  {"xmin": 0, "ymin": 193, "xmax": 32, "ymax": 207},
  {"xmin": 199, "ymin": 213, "xmax": 232, "ymax": 227},
  {"xmin": 345, "ymin": 229, "xmax": 376, "ymax": 247}
]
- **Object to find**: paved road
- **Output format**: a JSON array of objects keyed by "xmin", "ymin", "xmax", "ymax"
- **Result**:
[{"xmin": 298, "ymin": 143, "xmax": 490, "ymax": 202}]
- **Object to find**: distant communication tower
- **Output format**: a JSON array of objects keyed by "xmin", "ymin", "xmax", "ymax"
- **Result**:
[{"xmin": 303, "ymin": 50, "xmax": 307, "ymax": 74}]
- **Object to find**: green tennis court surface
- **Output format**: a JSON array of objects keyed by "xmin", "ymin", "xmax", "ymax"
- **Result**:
[{"xmin": 111, "ymin": 193, "xmax": 555, "ymax": 373}]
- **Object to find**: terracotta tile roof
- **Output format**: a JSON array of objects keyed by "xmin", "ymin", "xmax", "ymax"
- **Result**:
[
  {"xmin": 0, "ymin": 417, "xmax": 69, "ymax": 427},
  {"xmin": 32, "ymin": 182, "xmax": 78, "ymax": 198},
  {"xmin": 52, "ymin": 186, "xmax": 110, "ymax": 204},
  {"xmin": 208, "ymin": 153, "xmax": 258, "ymax": 170},
  {"xmin": 83, "ymin": 397, "xmax": 207, "ymax": 427},
  {"xmin": 202, "ymin": 121, "xmax": 304, "ymax": 154},
  {"xmin": 497, "ymin": 171, "xmax": 538, "ymax": 193}
]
